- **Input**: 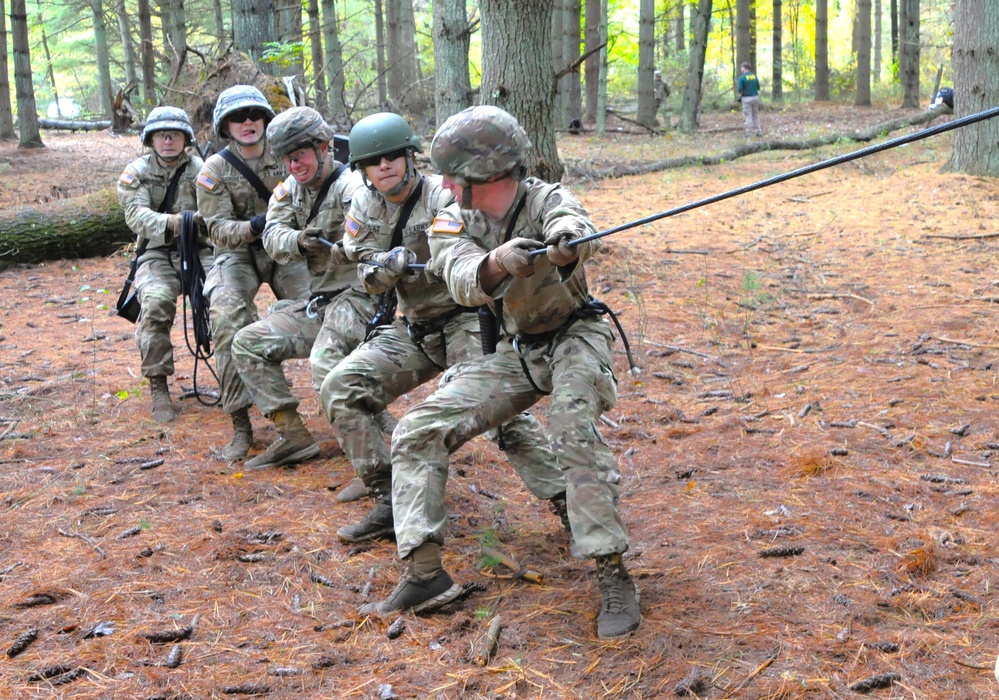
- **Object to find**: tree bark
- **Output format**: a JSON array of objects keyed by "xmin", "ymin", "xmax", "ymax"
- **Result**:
[
  {"xmin": 0, "ymin": 0, "xmax": 14, "ymax": 139},
  {"xmin": 213, "ymin": 0, "xmax": 225, "ymax": 45},
  {"xmin": 232, "ymin": 0, "xmax": 277, "ymax": 75},
  {"xmin": 116, "ymin": 0, "xmax": 138, "ymax": 92},
  {"xmin": 736, "ymin": 0, "xmax": 750, "ymax": 71},
  {"xmin": 680, "ymin": 0, "xmax": 712, "ymax": 133},
  {"xmin": 814, "ymin": 0, "xmax": 829, "ymax": 100},
  {"xmin": 675, "ymin": 1, "xmax": 685, "ymax": 52},
  {"xmin": 0, "ymin": 190, "xmax": 128, "ymax": 266},
  {"xmin": 321, "ymin": 0, "xmax": 346, "ymax": 123},
  {"xmin": 562, "ymin": 0, "xmax": 582, "ymax": 125},
  {"xmin": 10, "ymin": 0, "xmax": 42, "ymax": 148},
  {"xmin": 307, "ymin": 0, "xmax": 328, "ymax": 113},
  {"xmin": 899, "ymin": 0, "xmax": 919, "ymax": 108},
  {"xmin": 855, "ymin": 0, "xmax": 871, "ymax": 106},
  {"xmin": 583, "ymin": 0, "xmax": 599, "ymax": 122},
  {"xmin": 889, "ymin": 0, "xmax": 897, "ymax": 67},
  {"xmin": 374, "ymin": 0, "xmax": 387, "ymax": 108},
  {"xmin": 480, "ymin": 0, "xmax": 562, "ymax": 181},
  {"xmin": 91, "ymin": 0, "xmax": 115, "ymax": 118},
  {"xmin": 944, "ymin": 0, "xmax": 999, "ymax": 176},
  {"xmin": 273, "ymin": 0, "xmax": 303, "ymax": 76},
  {"xmin": 137, "ymin": 0, "xmax": 156, "ymax": 109},
  {"xmin": 636, "ymin": 0, "xmax": 657, "ymax": 129},
  {"xmin": 432, "ymin": 0, "xmax": 471, "ymax": 126},
  {"xmin": 772, "ymin": 0, "xmax": 782, "ymax": 103},
  {"xmin": 873, "ymin": 0, "xmax": 881, "ymax": 82},
  {"xmin": 551, "ymin": 0, "xmax": 565, "ymax": 127}
]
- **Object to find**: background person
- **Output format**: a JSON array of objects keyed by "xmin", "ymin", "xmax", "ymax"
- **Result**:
[
  {"xmin": 737, "ymin": 62, "xmax": 763, "ymax": 137},
  {"xmin": 117, "ymin": 106, "xmax": 210, "ymax": 422}
]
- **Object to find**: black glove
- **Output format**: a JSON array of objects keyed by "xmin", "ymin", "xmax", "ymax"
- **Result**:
[
  {"xmin": 494, "ymin": 237, "xmax": 544, "ymax": 278},
  {"xmin": 249, "ymin": 214, "xmax": 267, "ymax": 234}
]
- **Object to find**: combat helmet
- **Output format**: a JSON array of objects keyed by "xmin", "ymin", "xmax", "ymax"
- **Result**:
[
  {"xmin": 212, "ymin": 85, "xmax": 275, "ymax": 139},
  {"xmin": 349, "ymin": 112, "xmax": 422, "ymax": 195},
  {"xmin": 430, "ymin": 105, "xmax": 531, "ymax": 186},
  {"xmin": 142, "ymin": 106, "xmax": 195, "ymax": 147},
  {"xmin": 267, "ymin": 107, "xmax": 335, "ymax": 157}
]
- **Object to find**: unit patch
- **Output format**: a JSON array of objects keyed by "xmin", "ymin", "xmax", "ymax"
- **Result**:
[
  {"xmin": 118, "ymin": 171, "xmax": 137, "ymax": 187},
  {"xmin": 273, "ymin": 182, "xmax": 290, "ymax": 201},
  {"xmin": 430, "ymin": 216, "xmax": 464, "ymax": 235},
  {"xmin": 345, "ymin": 214, "xmax": 362, "ymax": 237}
]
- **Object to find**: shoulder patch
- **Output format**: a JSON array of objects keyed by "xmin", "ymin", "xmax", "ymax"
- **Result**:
[
  {"xmin": 196, "ymin": 172, "xmax": 219, "ymax": 191},
  {"xmin": 118, "ymin": 171, "xmax": 137, "ymax": 187},
  {"xmin": 345, "ymin": 214, "xmax": 362, "ymax": 237},
  {"xmin": 431, "ymin": 216, "xmax": 464, "ymax": 235},
  {"xmin": 541, "ymin": 192, "xmax": 562, "ymax": 216},
  {"xmin": 273, "ymin": 182, "xmax": 290, "ymax": 201}
]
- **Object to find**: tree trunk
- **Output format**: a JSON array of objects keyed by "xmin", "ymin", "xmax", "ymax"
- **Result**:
[
  {"xmin": 900, "ymin": 0, "xmax": 919, "ymax": 108},
  {"xmin": 137, "ymin": 0, "xmax": 156, "ymax": 109},
  {"xmin": 562, "ymin": 0, "xmax": 582, "ymax": 125},
  {"xmin": 855, "ymin": 0, "xmax": 871, "ymax": 106},
  {"xmin": 92, "ymin": 0, "xmax": 115, "ymax": 118},
  {"xmin": 10, "ymin": 0, "xmax": 41, "ymax": 148},
  {"xmin": 680, "ymin": 0, "xmax": 712, "ymax": 133},
  {"xmin": 232, "ymin": 0, "xmax": 277, "ymax": 75},
  {"xmin": 480, "ymin": 0, "xmax": 562, "ymax": 181},
  {"xmin": 116, "ymin": 0, "xmax": 138, "ymax": 92},
  {"xmin": 889, "ymin": 0, "xmax": 897, "ymax": 68},
  {"xmin": 0, "ymin": 190, "xmax": 128, "ymax": 266},
  {"xmin": 384, "ymin": 0, "xmax": 419, "ymax": 110},
  {"xmin": 432, "ymin": 0, "xmax": 471, "ymax": 126},
  {"xmin": 675, "ymin": 1, "xmax": 685, "ymax": 52},
  {"xmin": 551, "ymin": 0, "xmax": 564, "ymax": 127},
  {"xmin": 38, "ymin": 11, "xmax": 60, "ymax": 116},
  {"xmin": 374, "ymin": 0, "xmax": 387, "ymax": 108},
  {"xmin": 815, "ymin": 0, "xmax": 829, "ymax": 100},
  {"xmin": 636, "ymin": 0, "xmax": 657, "ymax": 129},
  {"xmin": 583, "ymin": 0, "xmax": 599, "ymax": 122},
  {"xmin": 321, "ymin": 0, "xmax": 346, "ymax": 123},
  {"xmin": 595, "ymin": 0, "xmax": 607, "ymax": 134},
  {"xmin": 736, "ymin": 0, "xmax": 750, "ymax": 71},
  {"xmin": 307, "ymin": 0, "xmax": 328, "ymax": 113},
  {"xmin": 772, "ymin": 0, "xmax": 782, "ymax": 103},
  {"xmin": 213, "ymin": 0, "xmax": 225, "ymax": 45},
  {"xmin": 873, "ymin": 0, "xmax": 881, "ymax": 82},
  {"xmin": 0, "ymin": 0, "xmax": 14, "ymax": 139},
  {"xmin": 944, "ymin": 0, "xmax": 999, "ymax": 176},
  {"xmin": 168, "ymin": 0, "xmax": 187, "ymax": 59},
  {"xmin": 273, "ymin": 0, "xmax": 303, "ymax": 76}
]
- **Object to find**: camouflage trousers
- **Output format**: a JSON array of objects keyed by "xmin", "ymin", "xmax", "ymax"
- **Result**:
[
  {"xmin": 133, "ymin": 247, "xmax": 214, "ymax": 377},
  {"xmin": 231, "ymin": 289, "xmax": 377, "ymax": 417},
  {"xmin": 391, "ymin": 316, "xmax": 627, "ymax": 560},
  {"xmin": 203, "ymin": 247, "xmax": 311, "ymax": 414},
  {"xmin": 321, "ymin": 312, "xmax": 565, "ymax": 502}
]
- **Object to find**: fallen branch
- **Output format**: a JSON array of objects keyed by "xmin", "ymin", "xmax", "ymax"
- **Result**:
[
  {"xmin": 920, "ymin": 232, "xmax": 999, "ymax": 240},
  {"xmin": 480, "ymin": 546, "xmax": 543, "ymax": 585},
  {"xmin": 475, "ymin": 615, "xmax": 502, "ymax": 666},
  {"xmin": 931, "ymin": 336, "xmax": 999, "ymax": 350},
  {"xmin": 724, "ymin": 649, "xmax": 778, "ymax": 695},
  {"xmin": 57, "ymin": 528, "xmax": 105, "ymax": 558}
]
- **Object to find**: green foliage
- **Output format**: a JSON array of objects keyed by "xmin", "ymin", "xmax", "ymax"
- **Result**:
[{"xmin": 261, "ymin": 41, "xmax": 306, "ymax": 69}]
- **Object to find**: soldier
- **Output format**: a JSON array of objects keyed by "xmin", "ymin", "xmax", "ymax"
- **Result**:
[
  {"xmin": 362, "ymin": 106, "xmax": 641, "ymax": 640},
  {"xmin": 319, "ymin": 112, "xmax": 568, "ymax": 545},
  {"xmin": 230, "ymin": 106, "xmax": 380, "ymax": 472},
  {"xmin": 197, "ymin": 86, "xmax": 311, "ymax": 461},
  {"xmin": 117, "ymin": 106, "xmax": 211, "ymax": 422}
]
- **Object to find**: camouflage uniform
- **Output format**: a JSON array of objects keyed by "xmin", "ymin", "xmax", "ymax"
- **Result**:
[
  {"xmin": 198, "ymin": 145, "xmax": 311, "ymax": 415},
  {"xmin": 320, "ymin": 173, "xmax": 566, "ymax": 509},
  {"xmin": 119, "ymin": 149, "xmax": 210, "ymax": 379},
  {"xmin": 230, "ymin": 165, "xmax": 374, "ymax": 415},
  {"xmin": 391, "ymin": 178, "xmax": 626, "ymax": 559}
]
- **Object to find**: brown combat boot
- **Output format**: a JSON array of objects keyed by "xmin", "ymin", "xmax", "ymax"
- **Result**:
[
  {"xmin": 218, "ymin": 408, "xmax": 253, "ymax": 461},
  {"xmin": 549, "ymin": 493, "xmax": 585, "ymax": 560},
  {"xmin": 359, "ymin": 543, "xmax": 462, "ymax": 616},
  {"xmin": 148, "ymin": 376, "xmax": 176, "ymax": 423},
  {"xmin": 244, "ymin": 409, "xmax": 319, "ymax": 470},
  {"xmin": 595, "ymin": 554, "xmax": 641, "ymax": 639}
]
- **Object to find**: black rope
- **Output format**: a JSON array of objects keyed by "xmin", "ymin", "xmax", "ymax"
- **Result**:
[
  {"xmin": 530, "ymin": 105, "xmax": 999, "ymax": 255},
  {"xmin": 177, "ymin": 210, "xmax": 220, "ymax": 405}
]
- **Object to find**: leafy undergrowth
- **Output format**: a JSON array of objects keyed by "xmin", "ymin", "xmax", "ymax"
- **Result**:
[{"xmin": 2, "ymin": 105, "xmax": 999, "ymax": 698}]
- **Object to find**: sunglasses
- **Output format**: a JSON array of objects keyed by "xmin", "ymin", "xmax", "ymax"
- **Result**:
[
  {"xmin": 228, "ymin": 108, "xmax": 266, "ymax": 123},
  {"xmin": 357, "ymin": 148, "xmax": 408, "ymax": 169}
]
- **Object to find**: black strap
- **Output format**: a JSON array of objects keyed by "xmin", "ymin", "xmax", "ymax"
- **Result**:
[
  {"xmin": 219, "ymin": 147, "xmax": 272, "ymax": 203},
  {"xmin": 501, "ymin": 190, "xmax": 528, "ymax": 245},
  {"xmin": 306, "ymin": 163, "xmax": 348, "ymax": 226},
  {"xmin": 156, "ymin": 161, "xmax": 189, "ymax": 214}
]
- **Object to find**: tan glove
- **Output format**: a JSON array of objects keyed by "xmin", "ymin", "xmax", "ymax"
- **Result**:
[
  {"xmin": 544, "ymin": 220, "xmax": 588, "ymax": 266},
  {"xmin": 298, "ymin": 227, "xmax": 330, "ymax": 256},
  {"xmin": 494, "ymin": 237, "xmax": 544, "ymax": 278},
  {"xmin": 166, "ymin": 213, "xmax": 183, "ymax": 237},
  {"xmin": 328, "ymin": 240, "xmax": 350, "ymax": 266},
  {"xmin": 382, "ymin": 246, "xmax": 418, "ymax": 278},
  {"xmin": 193, "ymin": 211, "xmax": 206, "ymax": 232}
]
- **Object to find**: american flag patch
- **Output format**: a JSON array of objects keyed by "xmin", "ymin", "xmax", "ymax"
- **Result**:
[
  {"xmin": 345, "ymin": 214, "xmax": 361, "ymax": 237},
  {"xmin": 196, "ymin": 172, "xmax": 218, "ymax": 191},
  {"xmin": 273, "ymin": 182, "xmax": 289, "ymax": 201},
  {"xmin": 118, "ymin": 171, "xmax": 136, "ymax": 186},
  {"xmin": 430, "ymin": 216, "xmax": 463, "ymax": 235}
]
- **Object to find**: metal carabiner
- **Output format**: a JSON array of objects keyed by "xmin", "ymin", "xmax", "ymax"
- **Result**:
[{"xmin": 305, "ymin": 296, "xmax": 322, "ymax": 320}]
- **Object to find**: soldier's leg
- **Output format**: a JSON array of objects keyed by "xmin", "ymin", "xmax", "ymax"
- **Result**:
[
  {"xmin": 269, "ymin": 257, "xmax": 311, "ymax": 302},
  {"xmin": 310, "ymin": 291, "xmax": 378, "ymax": 389},
  {"xmin": 135, "ymin": 254, "xmax": 182, "ymax": 422}
]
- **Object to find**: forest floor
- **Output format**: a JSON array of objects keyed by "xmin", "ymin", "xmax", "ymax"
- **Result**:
[{"xmin": 1, "ymin": 101, "xmax": 999, "ymax": 699}]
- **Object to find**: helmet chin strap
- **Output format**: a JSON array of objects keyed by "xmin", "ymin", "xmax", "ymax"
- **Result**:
[
  {"xmin": 460, "ymin": 184, "xmax": 473, "ymax": 208},
  {"xmin": 307, "ymin": 147, "xmax": 330, "ymax": 188}
]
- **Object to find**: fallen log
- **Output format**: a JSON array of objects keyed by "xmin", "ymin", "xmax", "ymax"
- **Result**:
[
  {"xmin": 38, "ymin": 118, "xmax": 112, "ymax": 131},
  {"xmin": 0, "ymin": 189, "xmax": 130, "ymax": 266}
]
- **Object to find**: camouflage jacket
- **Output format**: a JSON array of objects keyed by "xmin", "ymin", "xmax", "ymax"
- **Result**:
[
  {"xmin": 196, "ymin": 142, "xmax": 286, "ymax": 251},
  {"xmin": 117, "ymin": 151, "xmax": 205, "ymax": 252},
  {"xmin": 343, "ymin": 174, "xmax": 456, "ymax": 322},
  {"xmin": 427, "ymin": 177, "xmax": 598, "ymax": 336},
  {"xmin": 263, "ymin": 163, "xmax": 366, "ymax": 296}
]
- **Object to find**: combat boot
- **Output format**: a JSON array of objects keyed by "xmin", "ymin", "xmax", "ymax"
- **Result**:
[
  {"xmin": 359, "ymin": 543, "xmax": 462, "ymax": 616},
  {"xmin": 218, "ymin": 408, "xmax": 253, "ymax": 461},
  {"xmin": 244, "ymin": 409, "xmax": 319, "ymax": 470},
  {"xmin": 549, "ymin": 493, "xmax": 585, "ymax": 560},
  {"xmin": 335, "ymin": 476, "xmax": 369, "ymax": 503},
  {"xmin": 595, "ymin": 554, "xmax": 641, "ymax": 639},
  {"xmin": 148, "ymin": 376, "xmax": 176, "ymax": 423},
  {"xmin": 336, "ymin": 501, "xmax": 395, "ymax": 542}
]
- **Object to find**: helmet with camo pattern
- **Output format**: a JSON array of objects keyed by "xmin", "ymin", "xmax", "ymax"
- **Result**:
[
  {"xmin": 430, "ymin": 105, "xmax": 531, "ymax": 185},
  {"xmin": 212, "ymin": 85, "xmax": 275, "ymax": 139},
  {"xmin": 266, "ymin": 107, "xmax": 336, "ymax": 157},
  {"xmin": 142, "ymin": 106, "xmax": 195, "ymax": 147}
]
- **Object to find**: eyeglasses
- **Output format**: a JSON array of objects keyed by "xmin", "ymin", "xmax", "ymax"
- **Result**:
[
  {"xmin": 152, "ymin": 131, "xmax": 184, "ymax": 142},
  {"xmin": 228, "ymin": 108, "xmax": 266, "ymax": 123},
  {"xmin": 357, "ymin": 148, "xmax": 408, "ymax": 169}
]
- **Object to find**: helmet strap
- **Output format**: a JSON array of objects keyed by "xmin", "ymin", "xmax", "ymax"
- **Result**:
[
  {"xmin": 307, "ymin": 143, "xmax": 330, "ymax": 188},
  {"xmin": 461, "ymin": 184, "xmax": 473, "ymax": 208}
]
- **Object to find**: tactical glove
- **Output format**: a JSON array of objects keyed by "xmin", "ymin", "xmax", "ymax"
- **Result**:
[
  {"xmin": 166, "ymin": 213, "xmax": 183, "ymax": 237},
  {"xmin": 381, "ymin": 246, "xmax": 419, "ymax": 279},
  {"xmin": 544, "ymin": 219, "xmax": 589, "ymax": 267},
  {"xmin": 494, "ymin": 237, "xmax": 544, "ymax": 278},
  {"xmin": 298, "ymin": 227, "xmax": 330, "ymax": 256},
  {"xmin": 249, "ymin": 214, "xmax": 267, "ymax": 234},
  {"xmin": 192, "ymin": 211, "xmax": 207, "ymax": 233}
]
